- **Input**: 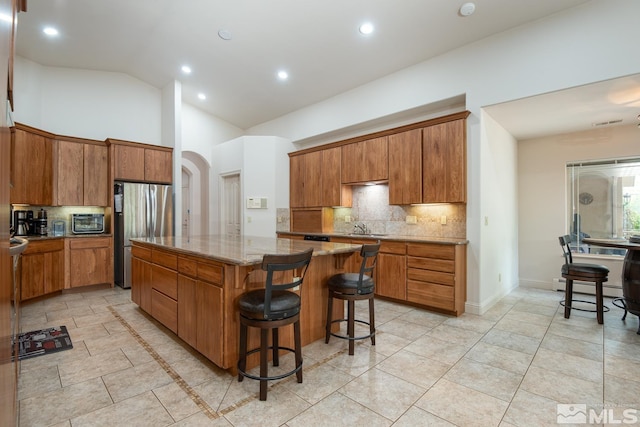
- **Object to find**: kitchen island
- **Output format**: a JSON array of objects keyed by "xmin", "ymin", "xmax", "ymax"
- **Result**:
[{"xmin": 130, "ymin": 235, "xmax": 361, "ymax": 374}]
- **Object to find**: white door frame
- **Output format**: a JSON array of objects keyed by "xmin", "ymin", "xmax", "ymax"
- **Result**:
[{"xmin": 220, "ymin": 172, "xmax": 241, "ymax": 237}]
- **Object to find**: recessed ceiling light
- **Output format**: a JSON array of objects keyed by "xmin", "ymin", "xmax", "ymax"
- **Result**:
[
  {"xmin": 43, "ymin": 27, "xmax": 59, "ymax": 37},
  {"xmin": 277, "ymin": 70, "xmax": 289, "ymax": 81},
  {"xmin": 181, "ymin": 65, "xmax": 192, "ymax": 74},
  {"xmin": 359, "ymin": 22, "xmax": 374, "ymax": 35},
  {"xmin": 218, "ymin": 29, "xmax": 232, "ymax": 41},
  {"xmin": 197, "ymin": 93, "xmax": 206, "ymax": 100},
  {"xmin": 459, "ymin": 2, "xmax": 476, "ymax": 17},
  {"xmin": 0, "ymin": 13, "xmax": 12, "ymax": 23}
]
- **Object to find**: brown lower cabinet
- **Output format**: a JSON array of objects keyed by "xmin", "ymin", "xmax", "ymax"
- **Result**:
[
  {"xmin": 289, "ymin": 234, "xmax": 466, "ymax": 316},
  {"xmin": 68, "ymin": 237, "xmax": 112, "ymax": 287},
  {"xmin": 20, "ymin": 239, "xmax": 64, "ymax": 301},
  {"xmin": 132, "ymin": 245, "xmax": 224, "ymax": 366}
]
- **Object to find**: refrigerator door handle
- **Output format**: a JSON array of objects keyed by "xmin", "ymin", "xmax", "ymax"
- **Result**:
[{"xmin": 149, "ymin": 185, "xmax": 157, "ymax": 237}]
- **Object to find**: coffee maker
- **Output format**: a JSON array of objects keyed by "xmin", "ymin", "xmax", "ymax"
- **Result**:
[
  {"xmin": 33, "ymin": 209, "xmax": 48, "ymax": 236},
  {"xmin": 13, "ymin": 210, "xmax": 33, "ymax": 236}
]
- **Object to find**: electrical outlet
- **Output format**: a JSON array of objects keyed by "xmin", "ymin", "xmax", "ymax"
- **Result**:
[
  {"xmin": 484, "ymin": 216, "xmax": 489, "ymax": 226},
  {"xmin": 247, "ymin": 216, "xmax": 252, "ymax": 223},
  {"xmin": 440, "ymin": 215, "xmax": 447, "ymax": 225},
  {"xmin": 345, "ymin": 215, "xmax": 352, "ymax": 223},
  {"xmin": 406, "ymin": 215, "xmax": 417, "ymax": 224}
]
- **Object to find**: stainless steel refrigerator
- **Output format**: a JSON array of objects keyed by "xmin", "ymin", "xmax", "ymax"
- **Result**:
[{"xmin": 114, "ymin": 182, "xmax": 174, "ymax": 288}]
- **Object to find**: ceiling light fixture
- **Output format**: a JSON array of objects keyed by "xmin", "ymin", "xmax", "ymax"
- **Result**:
[
  {"xmin": 0, "ymin": 13, "xmax": 12, "ymax": 23},
  {"xmin": 459, "ymin": 2, "xmax": 476, "ymax": 17},
  {"xmin": 359, "ymin": 22, "xmax": 374, "ymax": 35},
  {"xmin": 197, "ymin": 93, "xmax": 206, "ymax": 100},
  {"xmin": 218, "ymin": 29, "xmax": 232, "ymax": 41},
  {"xmin": 43, "ymin": 26, "xmax": 59, "ymax": 36},
  {"xmin": 277, "ymin": 70, "xmax": 289, "ymax": 81},
  {"xmin": 181, "ymin": 65, "xmax": 192, "ymax": 74}
]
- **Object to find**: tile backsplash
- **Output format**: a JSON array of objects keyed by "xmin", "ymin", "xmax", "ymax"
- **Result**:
[
  {"xmin": 278, "ymin": 184, "xmax": 466, "ymax": 238},
  {"xmin": 12, "ymin": 205, "xmax": 106, "ymax": 235}
]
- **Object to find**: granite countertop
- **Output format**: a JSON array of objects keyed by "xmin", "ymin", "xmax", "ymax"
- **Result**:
[
  {"xmin": 277, "ymin": 231, "xmax": 469, "ymax": 245},
  {"xmin": 17, "ymin": 233, "xmax": 112, "ymax": 241},
  {"xmin": 131, "ymin": 235, "xmax": 362, "ymax": 266}
]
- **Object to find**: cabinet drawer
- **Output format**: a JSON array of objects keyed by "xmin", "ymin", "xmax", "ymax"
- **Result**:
[
  {"xmin": 69, "ymin": 237, "xmax": 110, "ymax": 249},
  {"xmin": 178, "ymin": 257, "xmax": 197, "ymax": 278},
  {"xmin": 151, "ymin": 289, "xmax": 177, "ymax": 333},
  {"xmin": 407, "ymin": 256, "xmax": 454, "ymax": 273},
  {"xmin": 132, "ymin": 245, "xmax": 152, "ymax": 262},
  {"xmin": 380, "ymin": 241, "xmax": 406, "ymax": 255},
  {"xmin": 407, "ymin": 280, "xmax": 454, "ymax": 311},
  {"xmin": 408, "ymin": 267, "xmax": 454, "ymax": 286},
  {"xmin": 407, "ymin": 243, "xmax": 454, "ymax": 260},
  {"xmin": 198, "ymin": 262, "xmax": 223, "ymax": 285},
  {"xmin": 152, "ymin": 249, "xmax": 177, "ymax": 270},
  {"xmin": 23, "ymin": 239, "xmax": 64, "ymax": 254},
  {"xmin": 151, "ymin": 264, "xmax": 177, "ymax": 299}
]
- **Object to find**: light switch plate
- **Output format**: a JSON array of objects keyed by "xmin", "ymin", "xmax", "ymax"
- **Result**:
[{"xmin": 406, "ymin": 215, "xmax": 417, "ymax": 224}]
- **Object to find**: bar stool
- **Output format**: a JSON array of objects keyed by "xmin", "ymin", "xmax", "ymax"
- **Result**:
[
  {"xmin": 237, "ymin": 248, "xmax": 313, "ymax": 401},
  {"xmin": 558, "ymin": 235, "xmax": 609, "ymax": 324},
  {"xmin": 325, "ymin": 242, "xmax": 380, "ymax": 355}
]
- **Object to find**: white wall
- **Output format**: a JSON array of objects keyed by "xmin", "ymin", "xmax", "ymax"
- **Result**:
[
  {"xmin": 518, "ymin": 124, "xmax": 639, "ymax": 293},
  {"xmin": 247, "ymin": 1, "xmax": 640, "ymax": 313},
  {"xmin": 182, "ymin": 102, "xmax": 243, "ymax": 163},
  {"xmin": 13, "ymin": 56, "xmax": 162, "ymax": 144}
]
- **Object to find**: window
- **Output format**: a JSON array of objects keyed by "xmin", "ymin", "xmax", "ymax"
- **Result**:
[{"xmin": 567, "ymin": 157, "xmax": 640, "ymax": 255}]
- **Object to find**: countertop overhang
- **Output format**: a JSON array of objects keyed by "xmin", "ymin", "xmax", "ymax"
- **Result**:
[
  {"xmin": 277, "ymin": 231, "xmax": 468, "ymax": 245},
  {"xmin": 130, "ymin": 235, "xmax": 362, "ymax": 266}
]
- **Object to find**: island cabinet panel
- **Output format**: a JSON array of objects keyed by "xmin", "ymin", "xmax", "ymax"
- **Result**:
[
  {"xmin": 422, "ymin": 118, "xmax": 466, "ymax": 203},
  {"xmin": 20, "ymin": 239, "xmax": 64, "ymax": 301},
  {"xmin": 177, "ymin": 255, "xmax": 225, "ymax": 367},
  {"xmin": 68, "ymin": 237, "xmax": 112, "ymax": 288},
  {"xmin": 131, "ymin": 250, "xmax": 152, "ymax": 313},
  {"xmin": 151, "ymin": 289, "xmax": 177, "ymax": 334},
  {"xmin": 388, "ymin": 129, "xmax": 422, "ymax": 205},
  {"xmin": 341, "ymin": 136, "xmax": 388, "ymax": 184},
  {"xmin": 151, "ymin": 265, "xmax": 177, "ymax": 300}
]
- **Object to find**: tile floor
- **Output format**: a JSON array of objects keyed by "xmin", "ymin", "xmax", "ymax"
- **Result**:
[{"xmin": 16, "ymin": 285, "xmax": 640, "ymax": 427}]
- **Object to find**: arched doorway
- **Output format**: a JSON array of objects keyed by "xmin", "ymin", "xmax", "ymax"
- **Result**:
[{"xmin": 181, "ymin": 151, "xmax": 210, "ymax": 236}]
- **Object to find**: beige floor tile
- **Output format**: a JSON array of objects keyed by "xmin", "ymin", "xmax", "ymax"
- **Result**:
[
  {"xmin": 498, "ymin": 311, "xmax": 553, "ymax": 328},
  {"xmin": 377, "ymin": 349, "xmax": 451, "ymax": 389},
  {"xmin": 73, "ymin": 310, "xmax": 118, "ymax": 328},
  {"xmin": 281, "ymin": 359, "xmax": 354, "ymax": 404},
  {"xmin": 18, "ymin": 365, "xmax": 61, "ymax": 400},
  {"xmin": 605, "ymin": 338, "xmax": 640, "ymax": 363},
  {"xmin": 174, "ymin": 411, "xmax": 233, "ymax": 426},
  {"xmin": 171, "ymin": 355, "xmax": 230, "ymax": 388},
  {"xmin": 19, "ymin": 341, "xmax": 90, "ymax": 373},
  {"xmin": 361, "ymin": 330, "xmax": 412, "ymax": 356},
  {"xmin": 340, "ymin": 368, "xmax": 426, "ymax": 421},
  {"xmin": 493, "ymin": 317, "xmax": 548, "ymax": 339},
  {"xmin": 540, "ymin": 331, "xmax": 603, "ymax": 362},
  {"xmin": 102, "ymin": 359, "xmax": 173, "ymax": 402},
  {"xmin": 444, "ymin": 358, "xmax": 522, "ymax": 402},
  {"xmin": 83, "ymin": 330, "xmax": 139, "ymax": 355},
  {"xmin": 58, "ymin": 349, "xmax": 133, "ymax": 386},
  {"xmin": 70, "ymin": 390, "xmax": 174, "ymax": 427},
  {"xmin": 395, "ymin": 309, "xmax": 449, "ymax": 328},
  {"xmin": 547, "ymin": 319, "xmax": 604, "ymax": 344},
  {"xmin": 46, "ymin": 305, "xmax": 96, "ymax": 322},
  {"xmin": 404, "ymin": 334, "xmax": 469, "ymax": 365},
  {"xmin": 286, "ymin": 392, "xmax": 392, "ymax": 427},
  {"xmin": 393, "ymin": 406, "xmax": 456, "ymax": 426},
  {"xmin": 376, "ymin": 317, "xmax": 432, "ymax": 341},
  {"xmin": 192, "ymin": 374, "xmax": 235, "ymax": 412},
  {"xmin": 325, "ymin": 344, "xmax": 387, "ymax": 377},
  {"xmin": 223, "ymin": 387, "xmax": 310, "ymax": 427},
  {"xmin": 531, "ymin": 347, "xmax": 603, "ymax": 383},
  {"xmin": 67, "ymin": 322, "xmax": 110, "ymax": 344},
  {"xmin": 19, "ymin": 377, "xmax": 113, "ymax": 426},
  {"xmin": 510, "ymin": 301, "xmax": 560, "ymax": 317},
  {"xmin": 604, "ymin": 374, "xmax": 640, "ymax": 407},
  {"xmin": 605, "ymin": 354, "xmax": 640, "ymax": 382},
  {"xmin": 425, "ymin": 324, "xmax": 484, "ymax": 347},
  {"xmin": 152, "ymin": 381, "xmax": 203, "ymax": 421},
  {"xmin": 415, "ymin": 379, "xmax": 509, "ymax": 427},
  {"xmin": 502, "ymin": 389, "xmax": 563, "ymax": 426},
  {"xmin": 480, "ymin": 329, "xmax": 541, "ymax": 355},
  {"xmin": 443, "ymin": 314, "xmax": 497, "ymax": 334},
  {"xmin": 464, "ymin": 341, "xmax": 533, "ymax": 375},
  {"xmin": 520, "ymin": 366, "xmax": 602, "ymax": 403}
]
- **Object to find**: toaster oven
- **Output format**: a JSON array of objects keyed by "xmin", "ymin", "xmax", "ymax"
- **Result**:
[{"xmin": 71, "ymin": 214, "xmax": 105, "ymax": 234}]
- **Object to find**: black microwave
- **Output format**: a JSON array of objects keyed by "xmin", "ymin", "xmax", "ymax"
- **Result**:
[{"xmin": 71, "ymin": 214, "xmax": 105, "ymax": 234}]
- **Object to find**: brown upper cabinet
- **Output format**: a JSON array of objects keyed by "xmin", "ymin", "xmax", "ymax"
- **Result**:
[
  {"xmin": 422, "ymin": 118, "xmax": 466, "ymax": 203},
  {"xmin": 56, "ymin": 136, "xmax": 109, "ymax": 206},
  {"xmin": 10, "ymin": 124, "xmax": 55, "ymax": 206},
  {"xmin": 388, "ymin": 128, "xmax": 422, "ymax": 205},
  {"xmin": 290, "ymin": 147, "xmax": 352, "ymax": 208},
  {"xmin": 109, "ymin": 139, "xmax": 173, "ymax": 184},
  {"xmin": 341, "ymin": 136, "xmax": 388, "ymax": 184}
]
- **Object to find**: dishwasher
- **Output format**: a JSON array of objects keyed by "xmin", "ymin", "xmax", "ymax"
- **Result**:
[{"xmin": 303, "ymin": 235, "xmax": 330, "ymax": 242}]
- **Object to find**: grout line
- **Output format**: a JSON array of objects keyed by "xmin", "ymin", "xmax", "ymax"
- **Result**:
[{"xmin": 107, "ymin": 306, "xmax": 222, "ymax": 421}]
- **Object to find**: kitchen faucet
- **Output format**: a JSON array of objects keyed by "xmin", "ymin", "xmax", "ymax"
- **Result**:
[{"xmin": 353, "ymin": 223, "xmax": 368, "ymax": 235}]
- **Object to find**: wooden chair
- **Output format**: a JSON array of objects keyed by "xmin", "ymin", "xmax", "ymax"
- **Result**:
[
  {"xmin": 559, "ymin": 235, "xmax": 609, "ymax": 324},
  {"xmin": 237, "ymin": 248, "xmax": 313, "ymax": 400}
]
